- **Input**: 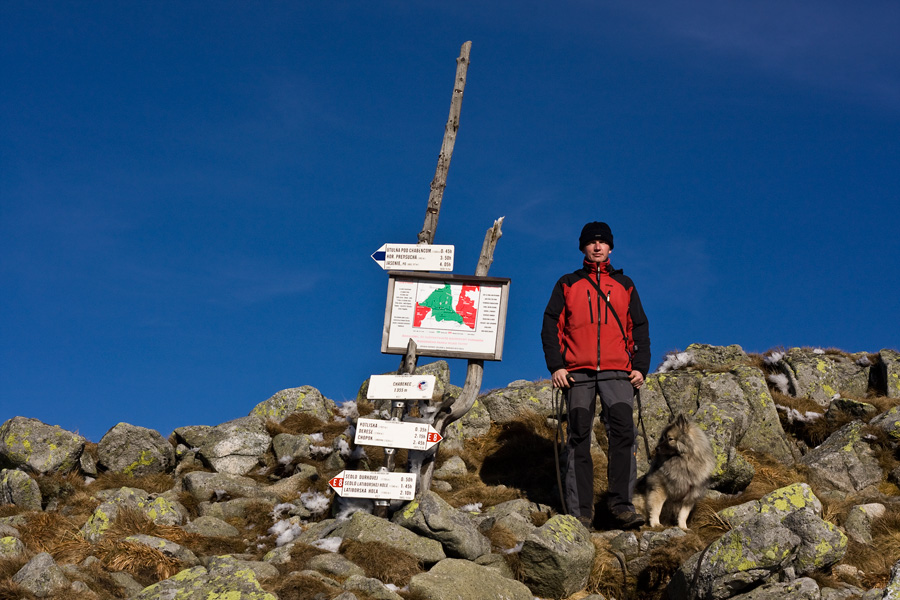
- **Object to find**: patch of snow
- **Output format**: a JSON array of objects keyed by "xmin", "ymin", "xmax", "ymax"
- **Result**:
[
  {"xmin": 656, "ymin": 351, "xmax": 695, "ymax": 373},
  {"xmin": 300, "ymin": 491, "xmax": 331, "ymax": 516},
  {"xmin": 460, "ymin": 503, "xmax": 483, "ymax": 513},
  {"xmin": 312, "ymin": 537, "xmax": 343, "ymax": 553},
  {"xmin": 767, "ymin": 373, "xmax": 791, "ymax": 395}
]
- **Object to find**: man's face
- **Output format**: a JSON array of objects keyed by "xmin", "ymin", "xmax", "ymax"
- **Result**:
[{"xmin": 582, "ymin": 239, "xmax": 611, "ymax": 264}]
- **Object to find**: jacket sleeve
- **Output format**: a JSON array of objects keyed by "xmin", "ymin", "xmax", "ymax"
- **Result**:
[
  {"xmin": 628, "ymin": 285, "xmax": 651, "ymax": 376},
  {"xmin": 541, "ymin": 280, "xmax": 567, "ymax": 373}
]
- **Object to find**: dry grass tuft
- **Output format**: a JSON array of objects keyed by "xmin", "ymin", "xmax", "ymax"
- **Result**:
[
  {"xmin": 0, "ymin": 578, "xmax": 32, "ymax": 600},
  {"xmin": 636, "ymin": 534, "xmax": 707, "ymax": 597},
  {"xmin": 485, "ymin": 523, "xmax": 520, "ymax": 552},
  {"xmin": 98, "ymin": 539, "xmax": 182, "ymax": 581},
  {"xmin": 340, "ymin": 538, "xmax": 423, "ymax": 586},
  {"xmin": 88, "ymin": 471, "xmax": 175, "ymax": 494},
  {"xmin": 587, "ymin": 538, "xmax": 628, "ymax": 599},
  {"xmin": 271, "ymin": 542, "xmax": 328, "ymax": 575},
  {"xmin": 267, "ymin": 572, "xmax": 341, "ymax": 600},
  {"xmin": 20, "ymin": 511, "xmax": 84, "ymax": 555}
]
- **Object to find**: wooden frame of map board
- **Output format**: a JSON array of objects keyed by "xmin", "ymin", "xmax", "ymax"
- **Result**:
[{"xmin": 381, "ymin": 272, "xmax": 511, "ymax": 361}]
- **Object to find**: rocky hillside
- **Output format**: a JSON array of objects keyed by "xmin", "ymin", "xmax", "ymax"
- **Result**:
[{"xmin": 1, "ymin": 344, "xmax": 899, "ymax": 600}]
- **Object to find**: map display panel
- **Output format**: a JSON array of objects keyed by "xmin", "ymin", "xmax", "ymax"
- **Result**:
[{"xmin": 382, "ymin": 273, "xmax": 509, "ymax": 360}]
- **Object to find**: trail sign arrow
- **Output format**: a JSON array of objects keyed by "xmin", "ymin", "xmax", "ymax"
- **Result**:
[
  {"xmin": 354, "ymin": 418, "xmax": 443, "ymax": 451},
  {"xmin": 328, "ymin": 470, "xmax": 417, "ymax": 500},
  {"xmin": 371, "ymin": 244, "xmax": 454, "ymax": 271}
]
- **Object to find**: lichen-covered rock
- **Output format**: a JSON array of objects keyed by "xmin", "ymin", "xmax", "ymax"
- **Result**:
[
  {"xmin": 181, "ymin": 471, "xmax": 265, "ymax": 502},
  {"xmin": 782, "ymin": 508, "xmax": 847, "ymax": 575},
  {"xmin": 871, "ymin": 405, "xmax": 900, "ymax": 440},
  {"xmin": 393, "ymin": 491, "xmax": 491, "ymax": 560},
  {"xmin": 182, "ymin": 515, "xmax": 240, "ymax": 538},
  {"xmin": 827, "ymin": 398, "xmax": 879, "ymax": 423},
  {"xmin": 0, "ymin": 468, "xmax": 41, "ymax": 510},
  {"xmin": 97, "ymin": 422, "xmax": 175, "ymax": 477},
  {"xmin": 671, "ymin": 513, "xmax": 800, "ymax": 600},
  {"xmin": 272, "ymin": 432, "xmax": 313, "ymax": 463},
  {"xmin": 342, "ymin": 574, "xmax": 403, "ymax": 600},
  {"xmin": 686, "ymin": 343, "xmax": 749, "ymax": 369},
  {"xmin": 784, "ymin": 348, "xmax": 870, "ymax": 405},
  {"xmin": 408, "ymin": 558, "xmax": 533, "ymax": 600},
  {"xmin": 131, "ymin": 555, "xmax": 276, "ymax": 600},
  {"xmin": 330, "ymin": 511, "xmax": 445, "ymax": 564},
  {"xmin": 307, "ymin": 553, "xmax": 366, "ymax": 579},
  {"xmin": 0, "ymin": 416, "xmax": 85, "ymax": 474},
  {"xmin": 843, "ymin": 503, "xmax": 886, "ymax": 544},
  {"xmin": 12, "ymin": 552, "xmax": 70, "ymax": 598},
  {"xmin": 479, "ymin": 379, "xmax": 556, "ymax": 424},
  {"xmin": 250, "ymin": 385, "xmax": 336, "ymax": 424},
  {"xmin": 800, "ymin": 420, "xmax": 883, "ymax": 495},
  {"xmin": 718, "ymin": 483, "xmax": 823, "ymax": 527},
  {"xmin": 0, "ymin": 536, "xmax": 25, "ymax": 558},
  {"xmin": 881, "ymin": 349, "xmax": 900, "ymax": 399},
  {"xmin": 731, "ymin": 365, "xmax": 797, "ymax": 464},
  {"xmin": 174, "ymin": 416, "xmax": 271, "ymax": 475},
  {"xmin": 80, "ymin": 487, "xmax": 184, "ymax": 542},
  {"xmin": 519, "ymin": 514, "xmax": 595, "ymax": 599},
  {"xmin": 884, "ymin": 558, "xmax": 900, "ymax": 600}
]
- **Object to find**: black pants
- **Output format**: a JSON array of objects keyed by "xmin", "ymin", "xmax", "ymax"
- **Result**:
[{"xmin": 563, "ymin": 370, "xmax": 638, "ymax": 519}]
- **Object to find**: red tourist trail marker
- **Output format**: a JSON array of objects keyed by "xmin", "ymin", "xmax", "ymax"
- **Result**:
[
  {"xmin": 354, "ymin": 418, "xmax": 443, "ymax": 451},
  {"xmin": 328, "ymin": 470, "xmax": 417, "ymax": 500},
  {"xmin": 370, "ymin": 243, "xmax": 454, "ymax": 271}
]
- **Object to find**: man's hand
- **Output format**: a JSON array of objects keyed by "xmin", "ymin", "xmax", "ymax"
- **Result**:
[
  {"xmin": 552, "ymin": 368, "xmax": 571, "ymax": 389},
  {"xmin": 629, "ymin": 370, "xmax": 644, "ymax": 389}
]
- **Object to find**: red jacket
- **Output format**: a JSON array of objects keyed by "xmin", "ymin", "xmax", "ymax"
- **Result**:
[{"xmin": 541, "ymin": 260, "xmax": 651, "ymax": 376}]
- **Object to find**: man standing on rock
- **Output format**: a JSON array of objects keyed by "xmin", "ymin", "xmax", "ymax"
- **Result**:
[{"xmin": 541, "ymin": 221, "xmax": 651, "ymax": 530}]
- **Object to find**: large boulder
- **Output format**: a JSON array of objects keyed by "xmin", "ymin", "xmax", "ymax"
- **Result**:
[
  {"xmin": 329, "ymin": 511, "xmax": 446, "ymax": 564},
  {"xmin": 181, "ymin": 471, "xmax": 267, "ymax": 503},
  {"xmin": 800, "ymin": 420, "xmax": 883, "ymax": 496},
  {"xmin": 686, "ymin": 343, "xmax": 750, "ymax": 369},
  {"xmin": 173, "ymin": 416, "xmax": 271, "ymax": 476},
  {"xmin": 80, "ymin": 487, "xmax": 184, "ymax": 542},
  {"xmin": 98, "ymin": 422, "xmax": 175, "ymax": 476},
  {"xmin": 0, "ymin": 468, "xmax": 41, "ymax": 511},
  {"xmin": 672, "ymin": 485, "xmax": 847, "ymax": 600},
  {"xmin": 408, "ymin": 558, "xmax": 533, "ymax": 600},
  {"xmin": 783, "ymin": 348, "xmax": 870, "ymax": 405},
  {"xmin": 392, "ymin": 491, "xmax": 491, "ymax": 560},
  {"xmin": 0, "ymin": 417, "xmax": 85, "ymax": 475},
  {"xmin": 12, "ymin": 552, "xmax": 70, "ymax": 598},
  {"xmin": 518, "ymin": 514, "xmax": 595, "ymax": 599},
  {"xmin": 131, "ymin": 555, "xmax": 276, "ymax": 600},
  {"xmin": 250, "ymin": 385, "xmax": 336, "ymax": 424},
  {"xmin": 638, "ymin": 354, "xmax": 795, "ymax": 495},
  {"xmin": 479, "ymin": 379, "xmax": 556, "ymax": 423}
]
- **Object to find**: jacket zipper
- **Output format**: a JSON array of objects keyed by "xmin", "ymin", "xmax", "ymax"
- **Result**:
[
  {"xmin": 605, "ymin": 291, "xmax": 610, "ymax": 324},
  {"xmin": 596, "ymin": 273, "xmax": 602, "ymax": 370},
  {"xmin": 587, "ymin": 290, "xmax": 594, "ymax": 323}
]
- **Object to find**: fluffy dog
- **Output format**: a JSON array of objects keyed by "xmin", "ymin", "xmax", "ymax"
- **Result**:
[{"xmin": 639, "ymin": 414, "xmax": 715, "ymax": 530}]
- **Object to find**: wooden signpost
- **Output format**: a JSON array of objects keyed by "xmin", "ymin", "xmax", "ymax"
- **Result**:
[{"xmin": 333, "ymin": 41, "xmax": 505, "ymax": 511}]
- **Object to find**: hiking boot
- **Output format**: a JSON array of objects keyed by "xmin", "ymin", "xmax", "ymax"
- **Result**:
[{"xmin": 613, "ymin": 511, "xmax": 645, "ymax": 530}]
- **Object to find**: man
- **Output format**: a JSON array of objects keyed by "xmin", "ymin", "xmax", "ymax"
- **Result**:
[{"xmin": 541, "ymin": 221, "xmax": 651, "ymax": 530}]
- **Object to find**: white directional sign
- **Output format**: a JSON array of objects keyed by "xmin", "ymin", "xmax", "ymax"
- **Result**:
[
  {"xmin": 371, "ymin": 244, "xmax": 454, "ymax": 272},
  {"xmin": 354, "ymin": 418, "xmax": 443, "ymax": 451},
  {"xmin": 328, "ymin": 470, "xmax": 417, "ymax": 500},
  {"xmin": 366, "ymin": 374, "xmax": 436, "ymax": 400}
]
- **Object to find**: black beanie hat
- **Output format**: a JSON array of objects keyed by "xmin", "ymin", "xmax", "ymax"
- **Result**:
[{"xmin": 579, "ymin": 222, "xmax": 614, "ymax": 249}]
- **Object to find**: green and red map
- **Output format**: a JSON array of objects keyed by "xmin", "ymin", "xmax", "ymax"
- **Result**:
[{"xmin": 413, "ymin": 283, "xmax": 479, "ymax": 329}]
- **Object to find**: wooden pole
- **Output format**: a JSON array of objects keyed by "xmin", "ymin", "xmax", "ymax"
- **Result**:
[{"xmin": 418, "ymin": 41, "xmax": 472, "ymax": 246}]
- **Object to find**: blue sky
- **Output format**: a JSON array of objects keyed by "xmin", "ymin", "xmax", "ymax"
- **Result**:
[{"xmin": 2, "ymin": 1, "xmax": 898, "ymax": 442}]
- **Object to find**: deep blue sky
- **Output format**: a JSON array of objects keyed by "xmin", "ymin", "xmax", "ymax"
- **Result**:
[{"xmin": 3, "ymin": 2, "xmax": 898, "ymax": 442}]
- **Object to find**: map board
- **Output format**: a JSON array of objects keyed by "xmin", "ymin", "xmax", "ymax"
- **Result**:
[{"xmin": 381, "ymin": 272, "xmax": 510, "ymax": 361}]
